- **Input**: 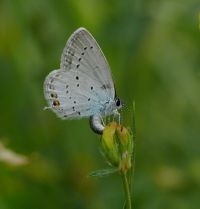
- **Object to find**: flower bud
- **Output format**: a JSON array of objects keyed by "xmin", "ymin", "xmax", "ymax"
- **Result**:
[
  {"xmin": 101, "ymin": 122, "xmax": 119, "ymax": 166},
  {"xmin": 116, "ymin": 125, "xmax": 133, "ymax": 173},
  {"xmin": 101, "ymin": 122, "xmax": 133, "ymax": 172}
]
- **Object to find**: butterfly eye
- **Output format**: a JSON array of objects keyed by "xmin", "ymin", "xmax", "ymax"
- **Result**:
[{"xmin": 116, "ymin": 98, "xmax": 121, "ymax": 107}]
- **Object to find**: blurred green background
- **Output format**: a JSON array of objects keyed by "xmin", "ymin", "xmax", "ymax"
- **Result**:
[{"xmin": 0, "ymin": 0, "xmax": 200, "ymax": 208}]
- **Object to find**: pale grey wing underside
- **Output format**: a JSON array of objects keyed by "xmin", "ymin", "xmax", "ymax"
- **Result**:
[
  {"xmin": 44, "ymin": 69, "xmax": 109, "ymax": 119},
  {"xmin": 43, "ymin": 28, "xmax": 115, "ymax": 119},
  {"xmin": 60, "ymin": 27, "xmax": 115, "ymax": 99}
]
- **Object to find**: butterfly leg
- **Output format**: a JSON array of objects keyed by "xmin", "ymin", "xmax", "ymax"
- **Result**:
[
  {"xmin": 113, "ymin": 110, "xmax": 121, "ymax": 124},
  {"xmin": 99, "ymin": 114, "xmax": 106, "ymax": 126},
  {"xmin": 107, "ymin": 115, "xmax": 111, "ymax": 124}
]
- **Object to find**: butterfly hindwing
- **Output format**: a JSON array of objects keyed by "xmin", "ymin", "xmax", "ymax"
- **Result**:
[{"xmin": 44, "ymin": 68, "xmax": 108, "ymax": 119}]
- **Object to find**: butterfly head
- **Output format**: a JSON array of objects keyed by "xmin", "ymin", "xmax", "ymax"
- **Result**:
[{"xmin": 114, "ymin": 97, "xmax": 124, "ymax": 110}]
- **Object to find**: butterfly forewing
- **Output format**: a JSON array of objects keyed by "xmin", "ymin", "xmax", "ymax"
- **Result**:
[{"xmin": 60, "ymin": 28, "xmax": 115, "ymax": 99}]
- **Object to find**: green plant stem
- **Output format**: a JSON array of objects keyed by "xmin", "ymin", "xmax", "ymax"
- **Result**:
[{"xmin": 122, "ymin": 171, "xmax": 132, "ymax": 209}]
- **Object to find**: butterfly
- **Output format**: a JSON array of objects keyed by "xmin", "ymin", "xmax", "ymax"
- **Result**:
[{"xmin": 43, "ymin": 27, "xmax": 122, "ymax": 134}]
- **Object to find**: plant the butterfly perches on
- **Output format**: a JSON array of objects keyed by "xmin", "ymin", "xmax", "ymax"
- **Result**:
[{"xmin": 43, "ymin": 27, "xmax": 123, "ymax": 134}]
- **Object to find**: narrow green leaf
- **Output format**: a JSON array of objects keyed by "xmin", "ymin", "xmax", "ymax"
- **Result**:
[{"xmin": 89, "ymin": 168, "xmax": 118, "ymax": 178}]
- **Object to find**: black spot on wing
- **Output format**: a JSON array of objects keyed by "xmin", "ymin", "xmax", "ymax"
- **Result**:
[
  {"xmin": 51, "ymin": 93, "xmax": 57, "ymax": 98},
  {"xmin": 101, "ymin": 84, "xmax": 111, "ymax": 90},
  {"xmin": 53, "ymin": 100, "xmax": 60, "ymax": 107}
]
